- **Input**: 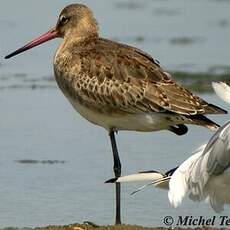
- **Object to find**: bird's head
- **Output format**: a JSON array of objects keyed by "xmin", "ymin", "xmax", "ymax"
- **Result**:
[{"xmin": 5, "ymin": 4, "xmax": 98, "ymax": 59}]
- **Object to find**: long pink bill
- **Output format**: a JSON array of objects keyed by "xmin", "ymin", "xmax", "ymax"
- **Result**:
[{"xmin": 5, "ymin": 28, "xmax": 58, "ymax": 59}]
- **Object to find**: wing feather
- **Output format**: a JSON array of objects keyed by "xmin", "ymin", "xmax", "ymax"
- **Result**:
[
  {"xmin": 205, "ymin": 122, "xmax": 230, "ymax": 175},
  {"xmin": 70, "ymin": 39, "xmax": 225, "ymax": 115}
]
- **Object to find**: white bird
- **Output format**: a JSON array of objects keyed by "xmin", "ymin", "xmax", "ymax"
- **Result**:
[
  {"xmin": 212, "ymin": 82, "xmax": 230, "ymax": 104},
  {"xmin": 106, "ymin": 81, "xmax": 230, "ymax": 212},
  {"xmin": 169, "ymin": 121, "xmax": 230, "ymax": 213}
]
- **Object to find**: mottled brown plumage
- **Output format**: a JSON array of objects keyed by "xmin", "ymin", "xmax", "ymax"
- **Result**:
[{"xmin": 55, "ymin": 37, "xmax": 223, "ymax": 117}]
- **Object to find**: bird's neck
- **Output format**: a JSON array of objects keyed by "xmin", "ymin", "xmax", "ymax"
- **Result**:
[
  {"xmin": 54, "ymin": 33, "xmax": 99, "ymax": 70},
  {"xmin": 63, "ymin": 32, "xmax": 99, "ymax": 51}
]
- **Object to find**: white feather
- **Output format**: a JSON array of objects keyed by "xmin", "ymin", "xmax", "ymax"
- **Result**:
[
  {"xmin": 212, "ymin": 82, "xmax": 230, "ymax": 104},
  {"xmin": 116, "ymin": 172, "xmax": 164, "ymax": 183},
  {"xmin": 168, "ymin": 145, "xmax": 205, "ymax": 207},
  {"xmin": 169, "ymin": 122, "xmax": 230, "ymax": 212},
  {"xmin": 131, "ymin": 176, "xmax": 171, "ymax": 195}
]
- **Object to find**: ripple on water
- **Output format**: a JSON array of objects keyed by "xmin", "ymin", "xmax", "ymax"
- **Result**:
[
  {"xmin": 0, "ymin": 74, "xmax": 55, "ymax": 90},
  {"xmin": 169, "ymin": 36, "xmax": 206, "ymax": 45},
  {"xmin": 153, "ymin": 7, "xmax": 181, "ymax": 17},
  {"xmin": 16, "ymin": 159, "xmax": 66, "ymax": 164},
  {"xmin": 217, "ymin": 19, "xmax": 229, "ymax": 28},
  {"xmin": 0, "ymin": 19, "xmax": 17, "ymax": 28},
  {"xmin": 114, "ymin": 1, "xmax": 145, "ymax": 10},
  {"xmin": 112, "ymin": 36, "xmax": 162, "ymax": 44},
  {"xmin": 208, "ymin": 65, "xmax": 230, "ymax": 75}
]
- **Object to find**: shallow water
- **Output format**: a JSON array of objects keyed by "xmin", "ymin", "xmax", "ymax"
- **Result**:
[
  {"xmin": 0, "ymin": 88, "xmax": 229, "ymax": 228},
  {"xmin": 0, "ymin": 0, "xmax": 230, "ymax": 228}
]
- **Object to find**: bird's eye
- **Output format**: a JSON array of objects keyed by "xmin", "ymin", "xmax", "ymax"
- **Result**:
[{"xmin": 60, "ymin": 15, "xmax": 69, "ymax": 24}]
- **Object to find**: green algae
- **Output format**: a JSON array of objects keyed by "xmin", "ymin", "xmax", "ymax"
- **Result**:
[{"xmin": 171, "ymin": 72, "xmax": 230, "ymax": 93}]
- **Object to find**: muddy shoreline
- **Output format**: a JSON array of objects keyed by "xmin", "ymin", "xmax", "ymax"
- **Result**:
[{"xmin": 2, "ymin": 223, "xmax": 229, "ymax": 230}]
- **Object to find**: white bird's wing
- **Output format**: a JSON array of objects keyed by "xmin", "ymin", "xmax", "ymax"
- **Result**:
[
  {"xmin": 205, "ymin": 122, "xmax": 230, "ymax": 174},
  {"xmin": 178, "ymin": 122, "xmax": 230, "ymax": 213},
  {"xmin": 203, "ymin": 122, "xmax": 230, "ymax": 212},
  {"xmin": 188, "ymin": 122, "xmax": 230, "ymax": 198},
  {"xmin": 168, "ymin": 145, "xmax": 206, "ymax": 207},
  {"xmin": 212, "ymin": 82, "xmax": 230, "ymax": 104}
]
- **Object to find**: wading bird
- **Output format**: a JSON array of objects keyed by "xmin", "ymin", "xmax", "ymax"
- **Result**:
[
  {"xmin": 5, "ymin": 4, "xmax": 226, "ymax": 224},
  {"xmin": 107, "ymin": 82, "xmax": 230, "ymax": 213}
]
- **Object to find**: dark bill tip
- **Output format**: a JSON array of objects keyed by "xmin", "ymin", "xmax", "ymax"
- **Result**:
[
  {"xmin": 4, "ymin": 28, "xmax": 58, "ymax": 59},
  {"xmin": 104, "ymin": 178, "xmax": 118, "ymax": 183},
  {"xmin": 5, "ymin": 47, "xmax": 27, "ymax": 59}
]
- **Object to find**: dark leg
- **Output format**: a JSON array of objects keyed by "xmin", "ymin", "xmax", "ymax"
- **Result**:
[{"xmin": 109, "ymin": 131, "xmax": 121, "ymax": 225}]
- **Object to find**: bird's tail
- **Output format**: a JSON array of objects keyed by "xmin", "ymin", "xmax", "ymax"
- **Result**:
[
  {"xmin": 205, "ymin": 103, "xmax": 227, "ymax": 114},
  {"xmin": 105, "ymin": 172, "xmax": 171, "ymax": 196},
  {"xmin": 105, "ymin": 172, "xmax": 163, "ymax": 183},
  {"xmin": 131, "ymin": 176, "xmax": 171, "ymax": 195},
  {"xmin": 131, "ymin": 181, "xmax": 156, "ymax": 195},
  {"xmin": 185, "ymin": 114, "xmax": 221, "ymax": 131}
]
